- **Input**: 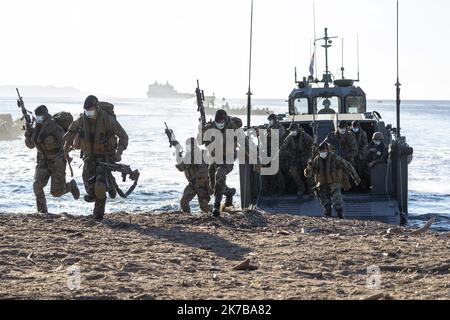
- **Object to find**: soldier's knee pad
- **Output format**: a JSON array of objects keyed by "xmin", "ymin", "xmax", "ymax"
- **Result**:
[
  {"xmin": 94, "ymin": 182, "xmax": 106, "ymax": 200},
  {"xmin": 50, "ymin": 190, "xmax": 64, "ymax": 197}
]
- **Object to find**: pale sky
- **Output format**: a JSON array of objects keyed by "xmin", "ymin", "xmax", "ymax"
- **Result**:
[{"xmin": 0, "ymin": 0, "xmax": 449, "ymax": 100}]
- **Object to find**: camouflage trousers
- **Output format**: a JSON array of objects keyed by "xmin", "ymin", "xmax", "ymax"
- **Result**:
[
  {"xmin": 82, "ymin": 157, "xmax": 107, "ymax": 218},
  {"xmin": 33, "ymin": 155, "xmax": 70, "ymax": 213},
  {"xmin": 289, "ymin": 160, "xmax": 313, "ymax": 194},
  {"xmin": 208, "ymin": 163, "xmax": 234, "ymax": 197},
  {"xmin": 341, "ymin": 158, "xmax": 355, "ymax": 191},
  {"xmin": 180, "ymin": 178, "xmax": 213, "ymax": 213},
  {"xmin": 316, "ymin": 183, "xmax": 344, "ymax": 211}
]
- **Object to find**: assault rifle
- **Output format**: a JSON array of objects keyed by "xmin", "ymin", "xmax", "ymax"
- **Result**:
[
  {"xmin": 164, "ymin": 122, "xmax": 183, "ymax": 158},
  {"xmin": 90, "ymin": 161, "xmax": 140, "ymax": 198},
  {"xmin": 16, "ymin": 88, "xmax": 34, "ymax": 130},
  {"xmin": 195, "ymin": 80, "xmax": 206, "ymax": 128}
]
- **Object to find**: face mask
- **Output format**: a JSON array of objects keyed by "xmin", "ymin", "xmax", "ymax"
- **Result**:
[
  {"xmin": 291, "ymin": 130, "xmax": 298, "ymax": 136},
  {"xmin": 84, "ymin": 110, "xmax": 96, "ymax": 118},
  {"xmin": 215, "ymin": 122, "xmax": 225, "ymax": 130},
  {"xmin": 35, "ymin": 115, "xmax": 45, "ymax": 124},
  {"xmin": 374, "ymin": 140, "xmax": 382, "ymax": 146},
  {"xmin": 352, "ymin": 128, "xmax": 360, "ymax": 133},
  {"xmin": 320, "ymin": 152, "xmax": 328, "ymax": 159},
  {"xmin": 339, "ymin": 129, "xmax": 346, "ymax": 135},
  {"xmin": 268, "ymin": 120, "xmax": 275, "ymax": 127}
]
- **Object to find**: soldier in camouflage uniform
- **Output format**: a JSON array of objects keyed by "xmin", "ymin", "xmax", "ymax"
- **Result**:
[
  {"xmin": 25, "ymin": 105, "xmax": 80, "ymax": 213},
  {"xmin": 198, "ymin": 109, "xmax": 242, "ymax": 217},
  {"xmin": 175, "ymin": 137, "xmax": 213, "ymax": 213},
  {"xmin": 260, "ymin": 114, "xmax": 286, "ymax": 196},
  {"xmin": 325, "ymin": 120, "xmax": 358, "ymax": 191},
  {"xmin": 367, "ymin": 132, "xmax": 388, "ymax": 169},
  {"xmin": 64, "ymin": 95, "xmax": 128, "ymax": 220},
  {"xmin": 279, "ymin": 123, "xmax": 314, "ymax": 196},
  {"xmin": 304, "ymin": 142, "xmax": 361, "ymax": 219},
  {"xmin": 351, "ymin": 121, "xmax": 369, "ymax": 189}
]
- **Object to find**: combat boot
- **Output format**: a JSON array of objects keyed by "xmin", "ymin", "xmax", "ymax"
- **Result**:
[
  {"xmin": 336, "ymin": 208, "xmax": 345, "ymax": 219},
  {"xmin": 37, "ymin": 203, "xmax": 48, "ymax": 214},
  {"xmin": 212, "ymin": 194, "xmax": 222, "ymax": 217},
  {"xmin": 181, "ymin": 206, "xmax": 191, "ymax": 214},
  {"xmin": 93, "ymin": 198, "xmax": 106, "ymax": 220},
  {"xmin": 323, "ymin": 206, "xmax": 332, "ymax": 218},
  {"xmin": 69, "ymin": 180, "xmax": 80, "ymax": 200},
  {"xmin": 84, "ymin": 195, "xmax": 95, "ymax": 203},
  {"xmin": 224, "ymin": 188, "xmax": 236, "ymax": 207}
]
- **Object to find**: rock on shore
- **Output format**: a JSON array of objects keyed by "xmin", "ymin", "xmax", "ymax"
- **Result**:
[{"xmin": 0, "ymin": 210, "xmax": 449, "ymax": 300}]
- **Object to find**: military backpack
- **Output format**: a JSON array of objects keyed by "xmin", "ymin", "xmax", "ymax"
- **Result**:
[{"xmin": 53, "ymin": 111, "xmax": 74, "ymax": 133}]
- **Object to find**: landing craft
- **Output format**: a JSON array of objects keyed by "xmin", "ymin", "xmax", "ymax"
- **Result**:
[{"xmin": 239, "ymin": 27, "xmax": 413, "ymax": 225}]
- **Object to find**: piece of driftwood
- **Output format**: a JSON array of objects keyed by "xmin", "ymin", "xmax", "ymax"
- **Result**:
[
  {"xmin": 296, "ymin": 270, "xmax": 324, "ymax": 278},
  {"xmin": 231, "ymin": 259, "xmax": 258, "ymax": 271},
  {"xmin": 277, "ymin": 230, "xmax": 291, "ymax": 236},
  {"xmin": 410, "ymin": 217, "xmax": 436, "ymax": 235}
]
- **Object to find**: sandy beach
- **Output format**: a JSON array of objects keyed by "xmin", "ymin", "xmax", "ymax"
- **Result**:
[{"xmin": 0, "ymin": 210, "xmax": 449, "ymax": 300}]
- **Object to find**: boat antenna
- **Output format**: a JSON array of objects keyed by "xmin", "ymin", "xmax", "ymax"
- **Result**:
[
  {"xmin": 246, "ymin": 0, "xmax": 254, "ymax": 129},
  {"xmin": 395, "ymin": 0, "xmax": 401, "ymax": 138},
  {"xmin": 313, "ymin": 1, "xmax": 318, "ymax": 82},
  {"xmin": 315, "ymin": 28, "xmax": 338, "ymax": 88},
  {"xmin": 357, "ymin": 34, "xmax": 360, "ymax": 81},
  {"xmin": 243, "ymin": 0, "xmax": 254, "ymax": 210},
  {"xmin": 341, "ymin": 38, "xmax": 345, "ymax": 79}
]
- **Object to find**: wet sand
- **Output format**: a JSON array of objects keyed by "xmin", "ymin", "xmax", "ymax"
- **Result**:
[{"xmin": 0, "ymin": 210, "xmax": 449, "ymax": 300}]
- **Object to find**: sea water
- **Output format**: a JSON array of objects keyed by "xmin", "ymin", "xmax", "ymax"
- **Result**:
[{"xmin": 0, "ymin": 97, "xmax": 449, "ymax": 230}]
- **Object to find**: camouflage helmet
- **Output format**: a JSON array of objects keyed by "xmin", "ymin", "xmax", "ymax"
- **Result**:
[
  {"xmin": 214, "ymin": 109, "xmax": 227, "ymax": 122},
  {"xmin": 338, "ymin": 120, "xmax": 347, "ymax": 129},
  {"xmin": 84, "ymin": 95, "xmax": 99, "ymax": 109},
  {"xmin": 34, "ymin": 105, "xmax": 49, "ymax": 116},
  {"xmin": 288, "ymin": 123, "xmax": 299, "ymax": 131},
  {"xmin": 352, "ymin": 120, "xmax": 361, "ymax": 128},
  {"xmin": 372, "ymin": 132, "xmax": 384, "ymax": 141},
  {"xmin": 267, "ymin": 113, "xmax": 277, "ymax": 121},
  {"xmin": 319, "ymin": 142, "xmax": 330, "ymax": 151}
]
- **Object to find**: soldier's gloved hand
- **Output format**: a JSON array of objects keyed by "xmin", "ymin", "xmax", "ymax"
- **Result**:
[
  {"xmin": 113, "ymin": 150, "xmax": 123, "ymax": 163},
  {"xmin": 25, "ymin": 128, "xmax": 33, "ymax": 138},
  {"xmin": 17, "ymin": 99, "xmax": 24, "ymax": 109},
  {"xmin": 354, "ymin": 176, "xmax": 361, "ymax": 186}
]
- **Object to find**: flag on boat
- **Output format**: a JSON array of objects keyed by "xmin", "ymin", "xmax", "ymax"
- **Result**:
[{"xmin": 309, "ymin": 52, "xmax": 315, "ymax": 76}]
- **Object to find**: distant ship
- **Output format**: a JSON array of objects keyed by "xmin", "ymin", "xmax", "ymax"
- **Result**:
[
  {"xmin": 205, "ymin": 99, "xmax": 273, "ymax": 116},
  {"xmin": 146, "ymin": 81, "xmax": 194, "ymax": 99}
]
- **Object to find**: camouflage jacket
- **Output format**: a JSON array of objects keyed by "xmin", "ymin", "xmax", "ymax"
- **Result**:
[
  {"xmin": 305, "ymin": 152, "xmax": 359, "ymax": 187},
  {"xmin": 25, "ymin": 117, "xmax": 65, "ymax": 161},
  {"xmin": 353, "ymin": 129, "xmax": 369, "ymax": 159},
  {"xmin": 176, "ymin": 150, "xmax": 209, "ymax": 184},
  {"xmin": 325, "ymin": 130, "xmax": 358, "ymax": 161},
  {"xmin": 64, "ymin": 110, "xmax": 128, "ymax": 158},
  {"xmin": 197, "ymin": 116, "xmax": 244, "ymax": 162},
  {"xmin": 367, "ymin": 141, "xmax": 388, "ymax": 165},
  {"xmin": 280, "ymin": 130, "xmax": 313, "ymax": 162}
]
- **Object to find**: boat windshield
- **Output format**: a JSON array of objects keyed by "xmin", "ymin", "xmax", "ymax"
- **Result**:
[
  {"xmin": 315, "ymin": 97, "xmax": 340, "ymax": 115},
  {"xmin": 293, "ymin": 98, "xmax": 309, "ymax": 115},
  {"xmin": 346, "ymin": 96, "xmax": 366, "ymax": 114}
]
